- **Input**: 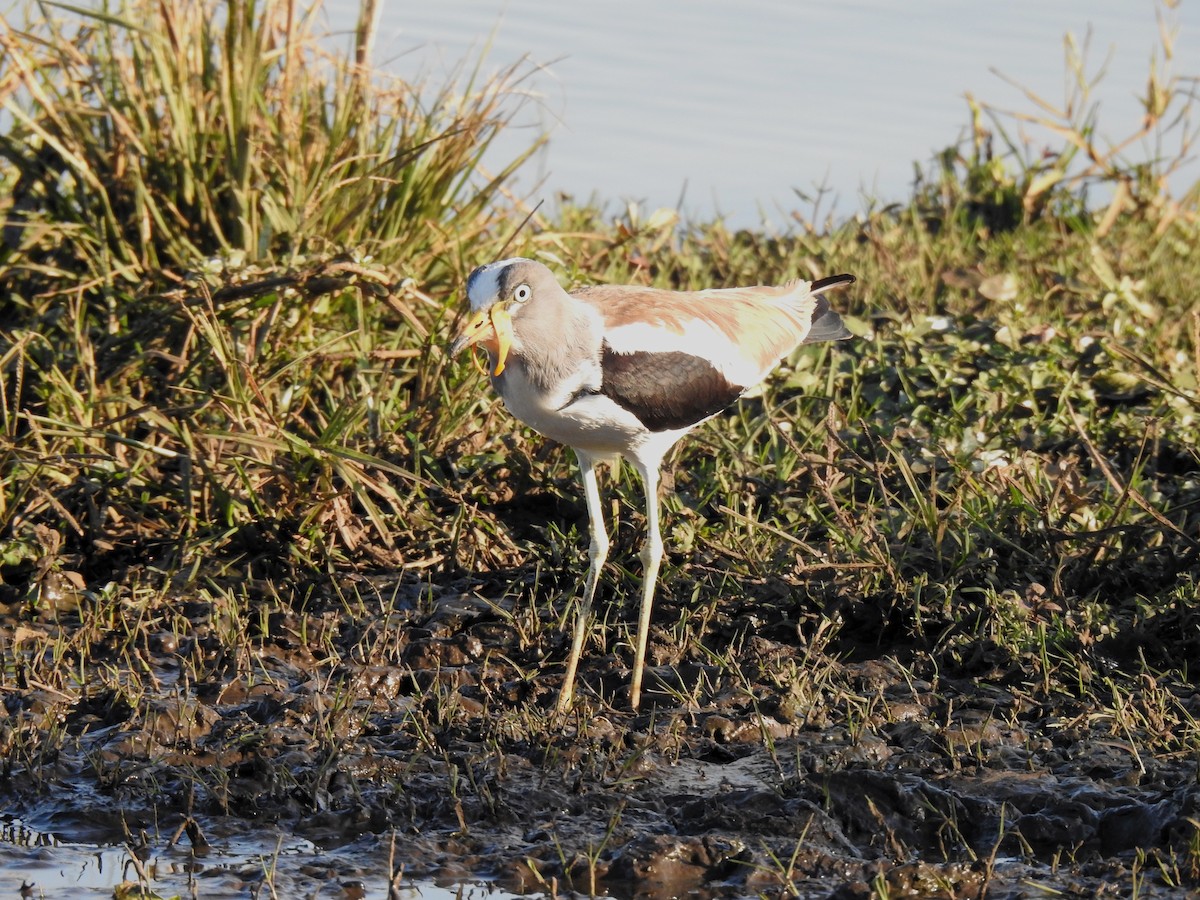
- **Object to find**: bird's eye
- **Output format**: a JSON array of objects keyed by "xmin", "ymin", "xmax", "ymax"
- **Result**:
[{"xmin": 513, "ymin": 283, "xmax": 532, "ymax": 303}]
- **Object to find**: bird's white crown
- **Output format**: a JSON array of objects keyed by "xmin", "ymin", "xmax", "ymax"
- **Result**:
[{"xmin": 466, "ymin": 257, "xmax": 532, "ymax": 311}]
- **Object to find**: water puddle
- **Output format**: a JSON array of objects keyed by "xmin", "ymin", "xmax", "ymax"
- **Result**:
[{"xmin": 0, "ymin": 814, "xmax": 531, "ymax": 899}]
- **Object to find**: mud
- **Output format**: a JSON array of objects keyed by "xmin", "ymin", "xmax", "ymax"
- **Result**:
[{"xmin": 2, "ymin": 574, "xmax": 1199, "ymax": 898}]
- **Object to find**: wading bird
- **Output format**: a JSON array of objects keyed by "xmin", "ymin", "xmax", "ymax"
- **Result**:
[{"xmin": 451, "ymin": 258, "xmax": 854, "ymax": 712}]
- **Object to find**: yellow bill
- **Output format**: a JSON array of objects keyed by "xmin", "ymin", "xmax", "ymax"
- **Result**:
[{"xmin": 450, "ymin": 304, "xmax": 514, "ymax": 376}]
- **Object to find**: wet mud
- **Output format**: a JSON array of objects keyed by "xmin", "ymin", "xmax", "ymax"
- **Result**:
[{"xmin": 2, "ymin": 574, "xmax": 1199, "ymax": 898}]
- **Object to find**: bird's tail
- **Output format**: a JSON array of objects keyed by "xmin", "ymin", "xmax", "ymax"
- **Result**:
[{"xmin": 803, "ymin": 274, "xmax": 855, "ymax": 343}]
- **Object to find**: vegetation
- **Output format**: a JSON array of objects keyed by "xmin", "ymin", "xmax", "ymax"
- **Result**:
[{"xmin": 0, "ymin": 0, "xmax": 1198, "ymax": 896}]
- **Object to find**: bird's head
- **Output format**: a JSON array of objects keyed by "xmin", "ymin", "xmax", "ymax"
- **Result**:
[{"xmin": 450, "ymin": 257, "xmax": 559, "ymax": 376}]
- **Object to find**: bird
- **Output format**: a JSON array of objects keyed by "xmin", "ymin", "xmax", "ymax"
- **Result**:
[{"xmin": 450, "ymin": 258, "xmax": 855, "ymax": 712}]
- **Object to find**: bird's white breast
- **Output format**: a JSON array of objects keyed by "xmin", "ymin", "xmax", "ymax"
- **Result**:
[{"xmin": 495, "ymin": 360, "xmax": 672, "ymax": 460}]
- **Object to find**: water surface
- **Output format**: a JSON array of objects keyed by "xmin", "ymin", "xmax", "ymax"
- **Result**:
[{"xmin": 331, "ymin": 0, "xmax": 1198, "ymax": 226}]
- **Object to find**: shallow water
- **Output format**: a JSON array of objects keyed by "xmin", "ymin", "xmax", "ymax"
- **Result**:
[
  {"xmin": 326, "ymin": 0, "xmax": 1199, "ymax": 226},
  {"xmin": 0, "ymin": 814, "xmax": 527, "ymax": 899}
]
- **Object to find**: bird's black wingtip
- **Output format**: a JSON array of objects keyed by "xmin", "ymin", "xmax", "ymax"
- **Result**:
[{"xmin": 811, "ymin": 273, "xmax": 856, "ymax": 293}]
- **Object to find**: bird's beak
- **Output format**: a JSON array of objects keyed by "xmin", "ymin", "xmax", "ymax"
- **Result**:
[{"xmin": 450, "ymin": 304, "xmax": 514, "ymax": 376}]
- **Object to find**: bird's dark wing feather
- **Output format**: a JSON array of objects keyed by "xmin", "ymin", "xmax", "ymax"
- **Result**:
[{"xmin": 599, "ymin": 343, "xmax": 744, "ymax": 432}]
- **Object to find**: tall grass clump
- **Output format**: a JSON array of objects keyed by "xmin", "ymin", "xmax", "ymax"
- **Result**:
[
  {"xmin": 0, "ymin": 0, "xmax": 537, "ymax": 283},
  {"xmin": 0, "ymin": 0, "xmax": 542, "ymax": 585}
]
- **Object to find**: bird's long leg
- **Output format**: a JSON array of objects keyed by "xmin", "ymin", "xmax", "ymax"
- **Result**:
[
  {"xmin": 629, "ymin": 460, "xmax": 663, "ymax": 710},
  {"xmin": 557, "ymin": 452, "xmax": 609, "ymax": 714}
]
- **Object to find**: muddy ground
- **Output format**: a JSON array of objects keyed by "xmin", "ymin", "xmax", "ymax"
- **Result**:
[{"xmin": 2, "ymin": 566, "xmax": 1199, "ymax": 898}]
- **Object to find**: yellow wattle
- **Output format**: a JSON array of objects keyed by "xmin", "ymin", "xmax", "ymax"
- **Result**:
[{"xmin": 489, "ymin": 305, "xmax": 514, "ymax": 376}]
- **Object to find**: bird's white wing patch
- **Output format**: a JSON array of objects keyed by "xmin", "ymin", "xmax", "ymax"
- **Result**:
[{"xmin": 603, "ymin": 318, "xmax": 763, "ymax": 387}]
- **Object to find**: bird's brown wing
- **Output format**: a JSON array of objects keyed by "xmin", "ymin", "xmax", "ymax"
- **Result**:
[{"xmin": 598, "ymin": 342, "xmax": 744, "ymax": 432}]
